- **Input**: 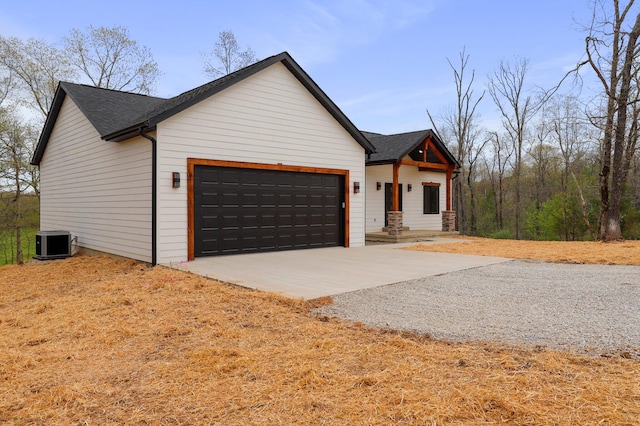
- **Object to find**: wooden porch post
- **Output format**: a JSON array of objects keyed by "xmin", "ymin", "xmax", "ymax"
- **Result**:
[
  {"xmin": 392, "ymin": 162, "xmax": 400, "ymax": 211},
  {"xmin": 387, "ymin": 161, "xmax": 404, "ymax": 236}
]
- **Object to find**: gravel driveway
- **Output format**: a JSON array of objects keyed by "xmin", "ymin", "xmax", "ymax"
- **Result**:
[{"xmin": 314, "ymin": 260, "xmax": 640, "ymax": 358}]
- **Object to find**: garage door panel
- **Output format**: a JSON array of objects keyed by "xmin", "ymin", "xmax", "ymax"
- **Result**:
[
  {"xmin": 259, "ymin": 212, "xmax": 276, "ymax": 227},
  {"xmin": 241, "ymin": 192, "xmax": 258, "ymax": 206},
  {"xmin": 221, "ymin": 168, "xmax": 240, "ymax": 183},
  {"xmin": 194, "ymin": 165, "xmax": 345, "ymax": 257},
  {"xmin": 277, "ymin": 193, "xmax": 293, "ymax": 206},
  {"xmin": 200, "ymin": 216, "xmax": 220, "ymax": 230}
]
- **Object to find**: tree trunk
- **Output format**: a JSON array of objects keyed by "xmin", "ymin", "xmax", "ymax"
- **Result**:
[
  {"xmin": 598, "ymin": 162, "xmax": 611, "ymax": 239},
  {"xmin": 467, "ymin": 167, "xmax": 478, "ymax": 234},
  {"xmin": 485, "ymin": 162, "xmax": 501, "ymax": 230},
  {"xmin": 15, "ymin": 223, "xmax": 22, "ymax": 265},
  {"xmin": 621, "ymin": 103, "xmax": 639, "ymax": 185},
  {"xmin": 590, "ymin": 3, "xmax": 620, "ymax": 240},
  {"xmin": 561, "ymin": 171, "xmax": 568, "ymax": 241},
  {"xmin": 498, "ymin": 174, "xmax": 504, "ymax": 230},
  {"xmin": 14, "ymin": 168, "xmax": 23, "ymax": 265},
  {"xmin": 605, "ymin": 11, "xmax": 640, "ymax": 241},
  {"xmin": 455, "ymin": 177, "xmax": 466, "ymax": 234},
  {"xmin": 569, "ymin": 170, "xmax": 595, "ymax": 241},
  {"xmin": 514, "ymin": 160, "xmax": 521, "ymax": 239}
]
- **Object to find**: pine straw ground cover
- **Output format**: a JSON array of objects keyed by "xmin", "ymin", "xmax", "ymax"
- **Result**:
[
  {"xmin": 0, "ymin": 254, "xmax": 639, "ymax": 425},
  {"xmin": 409, "ymin": 237, "xmax": 640, "ymax": 265}
]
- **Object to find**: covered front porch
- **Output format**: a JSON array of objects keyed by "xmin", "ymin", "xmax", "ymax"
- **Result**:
[
  {"xmin": 363, "ymin": 129, "xmax": 460, "ymax": 236},
  {"xmin": 365, "ymin": 229, "xmax": 460, "ymax": 243}
]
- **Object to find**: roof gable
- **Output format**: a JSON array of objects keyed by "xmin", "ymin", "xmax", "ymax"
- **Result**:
[
  {"xmin": 364, "ymin": 129, "xmax": 458, "ymax": 167},
  {"xmin": 31, "ymin": 83, "xmax": 167, "ymax": 164},
  {"xmin": 62, "ymin": 82, "xmax": 166, "ymax": 136},
  {"xmin": 32, "ymin": 51, "xmax": 374, "ymax": 165}
]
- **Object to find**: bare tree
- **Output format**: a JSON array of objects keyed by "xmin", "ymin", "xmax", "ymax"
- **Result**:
[
  {"xmin": 0, "ymin": 107, "xmax": 38, "ymax": 264},
  {"xmin": 428, "ymin": 48, "xmax": 485, "ymax": 234},
  {"xmin": 622, "ymin": 70, "xmax": 640, "ymax": 189},
  {"xmin": 585, "ymin": 0, "xmax": 640, "ymax": 240},
  {"xmin": 0, "ymin": 66, "xmax": 15, "ymax": 106},
  {"xmin": 0, "ymin": 36, "xmax": 75, "ymax": 117},
  {"xmin": 466, "ymin": 130, "xmax": 489, "ymax": 234},
  {"xmin": 202, "ymin": 30, "xmax": 258, "ymax": 78},
  {"xmin": 548, "ymin": 95, "xmax": 597, "ymax": 240},
  {"xmin": 64, "ymin": 26, "xmax": 160, "ymax": 94},
  {"xmin": 528, "ymin": 119, "xmax": 558, "ymax": 217},
  {"xmin": 487, "ymin": 58, "xmax": 542, "ymax": 239},
  {"xmin": 484, "ymin": 131, "xmax": 514, "ymax": 231}
]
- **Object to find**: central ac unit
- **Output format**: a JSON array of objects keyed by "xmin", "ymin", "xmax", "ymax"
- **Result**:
[{"xmin": 35, "ymin": 231, "xmax": 72, "ymax": 260}]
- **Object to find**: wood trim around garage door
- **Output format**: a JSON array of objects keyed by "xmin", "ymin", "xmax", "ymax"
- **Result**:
[{"xmin": 187, "ymin": 158, "xmax": 351, "ymax": 261}]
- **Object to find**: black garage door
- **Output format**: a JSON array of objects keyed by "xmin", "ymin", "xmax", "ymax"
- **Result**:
[{"xmin": 193, "ymin": 165, "xmax": 345, "ymax": 257}]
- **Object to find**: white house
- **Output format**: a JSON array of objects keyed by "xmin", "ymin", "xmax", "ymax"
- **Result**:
[
  {"xmin": 362, "ymin": 130, "xmax": 459, "ymax": 236},
  {"xmin": 32, "ymin": 52, "xmax": 375, "ymax": 265},
  {"xmin": 32, "ymin": 52, "xmax": 457, "ymax": 265}
]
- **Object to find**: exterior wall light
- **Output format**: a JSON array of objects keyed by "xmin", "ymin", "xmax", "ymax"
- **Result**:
[
  {"xmin": 353, "ymin": 182, "xmax": 360, "ymax": 194},
  {"xmin": 376, "ymin": 182, "xmax": 381, "ymax": 190},
  {"xmin": 172, "ymin": 172, "xmax": 181, "ymax": 188},
  {"xmin": 408, "ymin": 184, "xmax": 412, "ymax": 192}
]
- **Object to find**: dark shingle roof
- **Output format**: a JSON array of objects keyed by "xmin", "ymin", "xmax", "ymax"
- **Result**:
[
  {"xmin": 31, "ymin": 83, "xmax": 168, "ymax": 164},
  {"xmin": 32, "ymin": 51, "xmax": 375, "ymax": 165},
  {"xmin": 61, "ymin": 82, "xmax": 167, "ymax": 136},
  {"xmin": 364, "ymin": 129, "xmax": 459, "ymax": 166}
]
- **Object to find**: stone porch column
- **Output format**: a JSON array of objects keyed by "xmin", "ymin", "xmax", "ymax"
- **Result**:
[
  {"xmin": 442, "ymin": 210, "xmax": 456, "ymax": 232},
  {"xmin": 387, "ymin": 211, "xmax": 404, "ymax": 235}
]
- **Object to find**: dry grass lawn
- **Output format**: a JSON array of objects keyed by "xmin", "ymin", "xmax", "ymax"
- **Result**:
[
  {"xmin": 410, "ymin": 236, "xmax": 640, "ymax": 265},
  {"xmin": 1, "ymin": 242, "xmax": 639, "ymax": 425}
]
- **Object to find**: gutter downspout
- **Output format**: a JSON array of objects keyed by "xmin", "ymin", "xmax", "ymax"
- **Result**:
[{"xmin": 139, "ymin": 128, "xmax": 157, "ymax": 266}]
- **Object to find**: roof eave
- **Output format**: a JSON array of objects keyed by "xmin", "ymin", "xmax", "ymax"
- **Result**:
[
  {"xmin": 394, "ymin": 130, "xmax": 460, "ymax": 168},
  {"xmin": 102, "ymin": 123, "xmax": 155, "ymax": 142},
  {"xmin": 366, "ymin": 159, "xmax": 397, "ymax": 166},
  {"xmin": 428, "ymin": 130, "xmax": 460, "ymax": 167},
  {"xmin": 31, "ymin": 84, "xmax": 65, "ymax": 165}
]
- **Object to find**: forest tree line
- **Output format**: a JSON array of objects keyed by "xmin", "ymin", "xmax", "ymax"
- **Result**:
[{"xmin": 432, "ymin": 0, "xmax": 640, "ymax": 242}]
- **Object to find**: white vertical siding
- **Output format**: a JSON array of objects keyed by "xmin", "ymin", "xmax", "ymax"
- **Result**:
[
  {"xmin": 39, "ymin": 97, "xmax": 152, "ymax": 262},
  {"xmin": 155, "ymin": 62, "xmax": 366, "ymax": 264},
  {"xmin": 365, "ymin": 163, "xmax": 447, "ymax": 233}
]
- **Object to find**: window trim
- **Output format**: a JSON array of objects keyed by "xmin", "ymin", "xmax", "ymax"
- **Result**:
[{"xmin": 422, "ymin": 182, "xmax": 440, "ymax": 215}]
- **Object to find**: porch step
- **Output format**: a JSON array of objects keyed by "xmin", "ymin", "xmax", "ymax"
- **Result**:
[
  {"xmin": 366, "ymin": 230, "xmax": 459, "ymax": 243},
  {"xmin": 381, "ymin": 226, "xmax": 410, "ymax": 232}
]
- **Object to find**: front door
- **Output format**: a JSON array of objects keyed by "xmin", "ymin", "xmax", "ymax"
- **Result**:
[{"xmin": 384, "ymin": 182, "xmax": 403, "ymax": 227}]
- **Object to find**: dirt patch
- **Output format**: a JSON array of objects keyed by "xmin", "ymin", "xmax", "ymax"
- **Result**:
[
  {"xmin": 1, "ymin": 255, "xmax": 639, "ymax": 424},
  {"xmin": 409, "ymin": 237, "xmax": 640, "ymax": 265}
]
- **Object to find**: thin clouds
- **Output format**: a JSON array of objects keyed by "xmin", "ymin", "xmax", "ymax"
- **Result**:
[
  {"xmin": 262, "ymin": 0, "xmax": 436, "ymax": 66},
  {"xmin": 0, "ymin": 0, "xmax": 598, "ymax": 134},
  {"xmin": 338, "ymin": 82, "xmax": 456, "ymax": 133}
]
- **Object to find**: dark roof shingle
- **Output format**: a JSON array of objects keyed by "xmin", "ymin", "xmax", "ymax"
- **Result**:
[
  {"xmin": 364, "ymin": 129, "xmax": 458, "ymax": 166},
  {"xmin": 60, "ymin": 82, "xmax": 167, "ymax": 136}
]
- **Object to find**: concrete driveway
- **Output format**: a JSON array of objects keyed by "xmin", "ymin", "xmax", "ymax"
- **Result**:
[{"xmin": 169, "ymin": 239, "xmax": 510, "ymax": 299}]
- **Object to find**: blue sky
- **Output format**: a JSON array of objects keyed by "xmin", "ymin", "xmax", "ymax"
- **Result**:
[{"xmin": 1, "ymin": 0, "xmax": 599, "ymax": 134}]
